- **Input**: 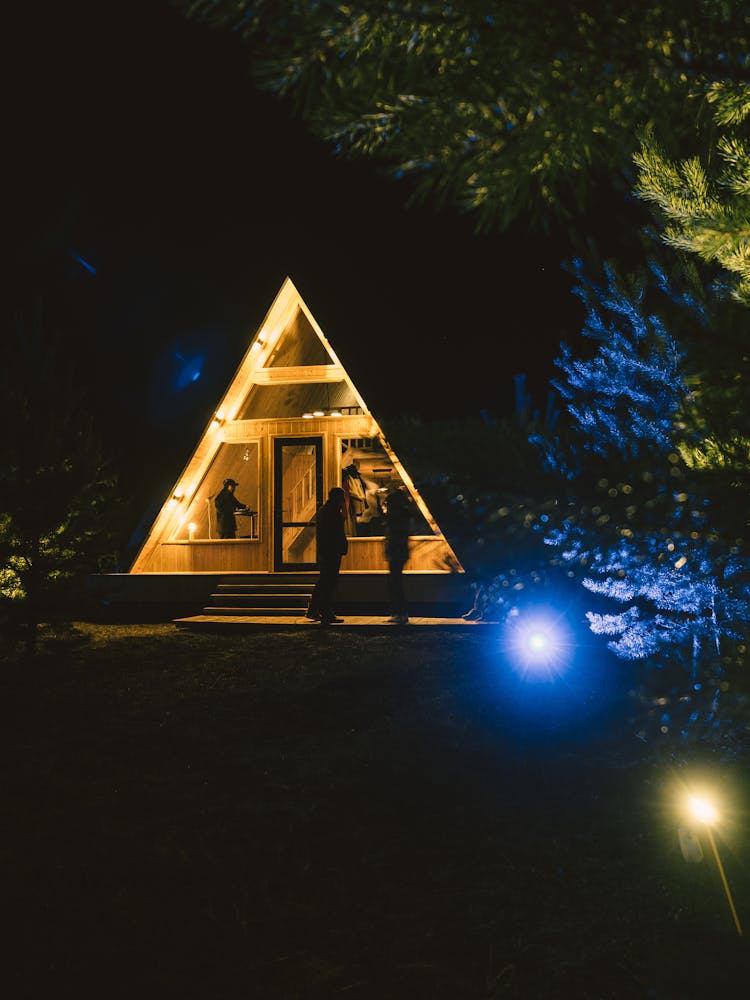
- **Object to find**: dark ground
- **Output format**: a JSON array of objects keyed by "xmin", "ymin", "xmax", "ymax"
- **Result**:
[{"xmin": 3, "ymin": 624, "xmax": 750, "ymax": 999}]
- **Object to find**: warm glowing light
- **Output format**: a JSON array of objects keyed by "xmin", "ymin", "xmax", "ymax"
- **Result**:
[
  {"xmin": 683, "ymin": 789, "xmax": 742, "ymax": 936},
  {"xmin": 188, "ymin": 522, "xmax": 197, "ymax": 539},
  {"xmin": 313, "ymin": 410, "xmax": 325, "ymax": 417},
  {"xmin": 689, "ymin": 795, "xmax": 718, "ymax": 826},
  {"xmin": 302, "ymin": 412, "xmax": 314, "ymax": 419},
  {"xmin": 330, "ymin": 409, "xmax": 342, "ymax": 417}
]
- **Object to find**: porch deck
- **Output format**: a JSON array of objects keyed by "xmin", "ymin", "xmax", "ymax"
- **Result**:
[
  {"xmin": 174, "ymin": 613, "xmax": 495, "ymax": 632},
  {"xmin": 87, "ymin": 571, "xmax": 474, "ymax": 622}
]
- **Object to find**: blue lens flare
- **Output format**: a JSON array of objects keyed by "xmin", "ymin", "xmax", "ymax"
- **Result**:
[
  {"xmin": 72, "ymin": 253, "xmax": 97, "ymax": 275},
  {"xmin": 481, "ymin": 593, "xmax": 626, "ymax": 734},
  {"xmin": 502, "ymin": 606, "xmax": 575, "ymax": 681},
  {"xmin": 175, "ymin": 352, "xmax": 205, "ymax": 389},
  {"xmin": 527, "ymin": 630, "xmax": 548, "ymax": 652}
]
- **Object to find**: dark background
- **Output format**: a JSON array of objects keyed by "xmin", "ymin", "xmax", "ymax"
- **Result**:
[{"xmin": 9, "ymin": 0, "xmax": 595, "ymax": 512}]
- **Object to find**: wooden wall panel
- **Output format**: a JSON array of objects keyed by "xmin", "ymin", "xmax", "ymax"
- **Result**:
[
  {"xmin": 146, "ymin": 542, "xmax": 268, "ymax": 573},
  {"xmin": 135, "ymin": 538, "xmax": 455, "ymax": 574},
  {"xmin": 342, "ymin": 538, "xmax": 457, "ymax": 572}
]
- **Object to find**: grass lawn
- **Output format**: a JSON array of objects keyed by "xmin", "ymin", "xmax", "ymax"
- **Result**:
[{"xmin": 3, "ymin": 623, "xmax": 750, "ymax": 998}]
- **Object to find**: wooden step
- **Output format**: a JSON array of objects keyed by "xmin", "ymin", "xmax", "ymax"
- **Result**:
[
  {"xmin": 206, "ymin": 594, "xmax": 310, "ymax": 607},
  {"xmin": 201, "ymin": 605, "xmax": 308, "ymax": 617},
  {"xmin": 214, "ymin": 583, "xmax": 313, "ymax": 595}
]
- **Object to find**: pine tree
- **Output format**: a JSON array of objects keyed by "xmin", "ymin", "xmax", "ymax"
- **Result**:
[
  {"xmin": 538, "ymin": 257, "xmax": 750, "ymax": 688},
  {"xmin": 0, "ymin": 301, "xmax": 118, "ymax": 656},
  {"xmin": 549, "ymin": 258, "xmax": 686, "ymax": 463},
  {"xmin": 178, "ymin": 0, "xmax": 750, "ymax": 230},
  {"xmin": 635, "ymin": 82, "xmax": 750, "ymax": 304}
]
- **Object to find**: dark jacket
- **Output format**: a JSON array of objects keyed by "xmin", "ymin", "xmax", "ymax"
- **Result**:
[
  {"xmin": 385, "ymin": 493, "xmax": 411, "ymax": 565},
  {"xmin": 215, "ymin": 487, "xmax": 246, "ymax": 536},
  {"xmin": 316, "ymin": 497, "xmax": 349, "ymax": 562}
]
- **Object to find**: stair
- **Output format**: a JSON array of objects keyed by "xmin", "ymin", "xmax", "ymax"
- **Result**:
[
  {"xmin": 200, "ymin": 576, "xmax": 314, "ymax": 619},
  {"xmin": 171, "ymin": 571, "xmax": 473, "ymax": 630},
  {"xmin": 92, "ymin": 570, "xmax": 473, "ymax": 630}
]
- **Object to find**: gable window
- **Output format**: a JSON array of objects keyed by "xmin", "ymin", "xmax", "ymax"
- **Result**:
[{"xmin": 339, "ymin": 437, "xmax": 430, "ymax": 538}]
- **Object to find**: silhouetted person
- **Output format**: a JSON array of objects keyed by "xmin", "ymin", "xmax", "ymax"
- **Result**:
[
  {"xmin": 307, "ymin": 486, "xmax": 348, "ymax": 624},
  {"xmin": 384, "ymin": 487, "xmax": 411, "ymax": 624},
  {"xmin": 214, "ymin": 478, "xmax": 247, "ymax": 539}
]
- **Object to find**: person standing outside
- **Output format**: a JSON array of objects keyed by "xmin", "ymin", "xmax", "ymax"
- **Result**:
[
  {"xmin": 307, "ymin": 486, "xmax": 348, "ymax": 625},
  {"xmin": 384, "ymin": 487, "xmax": 411, "ymax": 624},
  {"xmin": 214, "ymin": 478, "xmax": 248, "ymax": 539}
]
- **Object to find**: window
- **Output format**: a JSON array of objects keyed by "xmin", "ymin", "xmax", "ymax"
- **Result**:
[
  {"xmin": 173, "ymin": 442, "xmax": 260, "ymax": 540},
  {"xmin": 339, "ymin": 437, "xmax": 430, "ymax": 538}
]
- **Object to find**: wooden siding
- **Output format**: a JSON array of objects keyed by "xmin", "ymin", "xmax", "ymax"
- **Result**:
[
  {"xmin": 250, "ymin": 365, "xmax": 346, "ymax": 385},
  {"xmin": 223, "ymin": 415, "xmax": 377, "ymax": 440},
  {"xmin": 342, "ymin": 537, "xmax": 458, "ymax": 572},
  {"xmin": 139, "ymin": 536, "xmax": 456, "ymax": 573},
  {"xmin": 145, "ymin": 541, "xmax": 269, "ymax": 573}
]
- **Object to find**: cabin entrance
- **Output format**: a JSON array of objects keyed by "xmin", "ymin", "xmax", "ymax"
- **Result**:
[{"xmin": 273, "ymin": 436, "xmax": 324, "ymax": 571}]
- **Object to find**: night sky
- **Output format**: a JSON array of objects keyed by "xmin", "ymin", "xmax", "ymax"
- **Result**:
[{"xmin": 12, "ymin": 0, "xmax": 598, "ymax": 512}]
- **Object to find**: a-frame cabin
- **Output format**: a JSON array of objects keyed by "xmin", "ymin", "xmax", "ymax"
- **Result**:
[{"xmin": 130, "ymin": 277, "xmax": 463, "ymax": 582}]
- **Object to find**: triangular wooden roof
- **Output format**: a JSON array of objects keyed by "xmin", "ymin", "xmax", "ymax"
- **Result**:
[{"xmin": 130, "ymin": 276, "xmax": 463, "ymax": 573}]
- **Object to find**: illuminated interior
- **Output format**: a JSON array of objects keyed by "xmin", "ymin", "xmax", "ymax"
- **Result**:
[
  {"xmin": 236, "ymin": 381, "xmax": 359, "ymax": 420},
  {"xmin": 339, "ymin": 437, "xmax": 430, "ymax": 538},
  {"xmin": 172, "ymin": 441, "xmax": 260, "ymax": 540}
]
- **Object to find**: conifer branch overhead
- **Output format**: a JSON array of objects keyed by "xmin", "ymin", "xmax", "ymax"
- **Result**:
[
  {"xmin": 175, "ymin": 0, "xmax": 750, "ymax": 231},
  {"xmin": 636, "ymin": 82, "xmax": 750, "ymax": 304}
]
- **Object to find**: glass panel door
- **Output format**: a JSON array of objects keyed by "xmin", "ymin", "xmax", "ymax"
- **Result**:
[{"xmin": 273, "ymin": 437, "xmax": 323, "ymax": 570}]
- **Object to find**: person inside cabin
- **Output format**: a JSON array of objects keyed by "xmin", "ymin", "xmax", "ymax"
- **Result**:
[
  {"xmin": 341, "ymin": 450, "xmax": 368, "ymax": 536},
  {"xmin": 214, "ymin": 478, "xmax": 248, "ymax": 539},
  {"xmin": 384, "ymin": 487, "xmax": 411, "ymax": 624},
  {"xmin": 306, "ymin": 486, "xmax": 348, "ymax": 624}
]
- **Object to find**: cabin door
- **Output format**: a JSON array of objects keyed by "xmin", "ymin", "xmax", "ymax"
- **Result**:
[{"xmin": 273, "ymin": 437, "xmax": 324, "ymax": 571}]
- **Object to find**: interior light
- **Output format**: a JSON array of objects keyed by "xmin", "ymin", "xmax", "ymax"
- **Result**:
[
  {"xmin": 302, "ymin": 412, "xmax": 314, "ymax": 419},
  {"xmin": 313, "ymin": 410, "xmax": 325, "ymax": 417}
]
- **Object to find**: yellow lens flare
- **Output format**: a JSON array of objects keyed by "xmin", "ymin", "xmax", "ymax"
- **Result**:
[
  {"xmin": 688, "ymin": 795, "xmax": 719, "ymax": 826},
  {"xmin": 683, "ymin": 789, "xmax": 742, "ymax": 937}
]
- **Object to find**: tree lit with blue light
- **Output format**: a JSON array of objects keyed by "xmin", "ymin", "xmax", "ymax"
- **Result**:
[{"xmin": 535, "ymin": 255, "xmax": 750, "ymax": 705}]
